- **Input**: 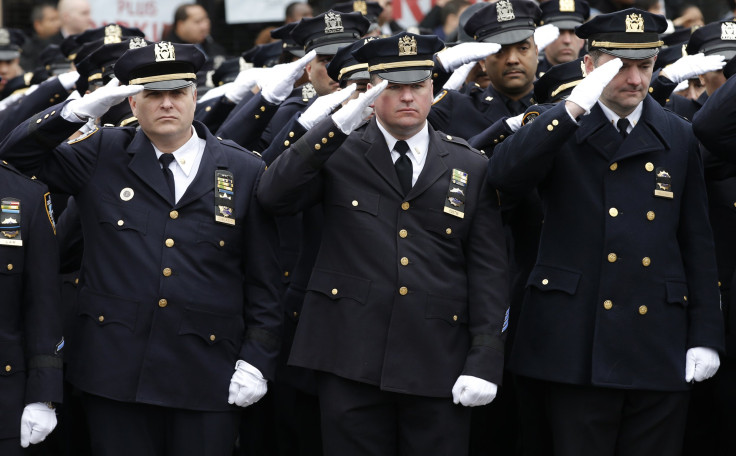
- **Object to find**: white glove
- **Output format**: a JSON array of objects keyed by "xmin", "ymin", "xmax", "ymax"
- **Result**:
[
  {"xmin": 566, "ymin": 57, "xmax": 622, "ymax": 114},
  {"xmin": 224, "ymin": 68, "xmax": 269, "ymax": 104},
  {"xmin": 504, "ymin": 113, "xmax": 524, "ymax": 132},
  {"xmin": 332, "ymin": 79, "xmax": 388, "ymax": 135},
  {"xmin": 227, "ymin": 360, "xmax": 267, "ymax": 407},
  {"xmin": 199, "ymin": 82, "xmax": 231, "ymax": 103},
  {"xmin": 57, "ymin": 71, "xmax": 80, "ymax": 90},
  {"xmin": 259, "ymin": 50, "xmax": 317, "ymax": 104},
  {"xmin": 534, "ymin": 24, "xmax": 560, "ymax": 53},
  {"xmin": 298, "ymin": 84, "xmax": 357, "ymax": 130},
  {"xmin": 20, "ymin": 402, "xmax": 57, "ymax": 448},
  {"xmin": 660, "ymin": 53, "xmax": 726, "ymax": 84},
  {"xmin": 685, "ymin": 347, "xmax": 720, "ymax": 383},
  {"xmin": 443, "ymin": 62, "xmax": 475, "ymax": 91},
  {"xmin": 436, "ymin": 42, "xmax": 502, "ymax": 72},
  {"xmin": 451, "ymin": 375, "xmax": 498, "ymax": 407},
  {"xmin": 65, "ymin": 78, "xmax": 143, "ymax": 121}
]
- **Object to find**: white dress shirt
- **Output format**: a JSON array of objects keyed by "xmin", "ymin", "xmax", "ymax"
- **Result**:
[
  {"xmin": 155, "ymin": 126, "xmax": 206, "ymax": 203},
  {"xmin": 376, "ymin": 119, "xmax": 430, "ymax": 187},
  {"xmin": 597, "ymin": 100, "xmax": 643, "ymax": 135}
]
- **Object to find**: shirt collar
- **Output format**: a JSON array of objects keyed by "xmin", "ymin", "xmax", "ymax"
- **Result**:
[
  {"xmin": 153, "ymin": 126, "xmax": 200, "ymax": 177},
  {"xmin": 375, "ymin": 118, "xmax": 430, "ymax": 160},
  {"xmin": 597, "ymin": 100, "xmax": 643, "ymax": 132}
]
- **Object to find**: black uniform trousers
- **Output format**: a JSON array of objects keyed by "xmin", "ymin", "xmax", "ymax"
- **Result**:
[
  {"xmin": 317, "ymin": 373, "xmax": 471, "ymax": 456},
  {"xmin": 82, "ymin": 394, "xmax": 240, "ymax": 456},
  {"xmin": 516, "ymin": 376, "xmax": 689, "ymax": 456}
]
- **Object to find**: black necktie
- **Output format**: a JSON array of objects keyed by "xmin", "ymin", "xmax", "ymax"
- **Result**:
[
  {"xmin": 394, "ymin": 140, "xmax": 412, "ymax": 195},
  {"xmin": 506, "ymin": 99, "xmax": 526, "ymax": 116},
  {"xmin": 617, "ymin": 118, "xmax": 630, "ymax": 139},
  {"xmin": 159, "ymin": 154, "xmax": 176, "ymax": 202}
]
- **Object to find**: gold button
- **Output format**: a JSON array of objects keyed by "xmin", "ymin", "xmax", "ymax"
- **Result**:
[
  {"xmin": 209, "ymin": 334, "xmax": 216, "ymax": 341},
  {"xmin": 293, "ymin": 311, "xmax": 298, "ymax": 317},
  {"xmin": 445, "ymin": 228, "xmax": 452, "ymax": 235},
  {"xmin": 542, "ymin": 278, "xmax": 549, "ymax": 285},
  {"xmin": 684, "ymin": 296, "xmax": 688, "ymax": 302},
  {"xmin": 493, "ymin": 139, "xmax": 499, "ymax": 144},
  {"xmin": 499, "ymin": 135, "xmax": 505, "ymax": 139},
  {"xmin": 352, "ymin": 200, "xmax": 358, "ymax": 206},
  {"xmin": 452, "ymin": 315, "xmax": 458, "ymax": 321},
  {"xmin": 321, "ymin": 138, "xmax": 328, "ymax": 144},
  {"xmin": 254, "ymin": 114, "xmax": 260, "ymax": 119},
  {"xmin": 609, "ymin": 208, "xmax": 618, "ymax": 217},
  {"xmin": 645, "ymin": 162, "xmax": 654, "ymax": 172},
  {"xmin": 399, "ymin": 286, "xmax": 408, "ymax": 295},
  {"xmin": 158, "ymin": 299, "xmax": 168, "ymax": 308},
  {"xmin": 74, "ymin": 278, "xmax": 79, "ymax": 284},
  {"xmin": 608, "ymin": 253, "xmax": 617, "ymax": 263},
  {"xmin": 170, "ymin": 210, "xmax": 179, "ymax": 219},
  {"xmin": 163, "ymin": 268, "xmax": 172, "ymax": 277},
  {"xmin": 205, "ymin": 106, "xmax": 212, "ymax": 111},
  {"xmin": 165, "ymin": 238, "xmax": 174, "ymax": 247},
  {"xmin": 6, "ymin": 264, "xmax": 12, "ymax": 271},
  {"xmin": 4, "ymin": 364, "xmax": 10, "ymax": 372},
  {"xmin": 639, "ymin": 305, "xmax": 648, "ymax": 315},
  {"xmin": 610, "ymin": 162, "xmax": 618, "ymax": 171},
  {"xmin": 51, "ymin": 110, "xmax": 55, "ymax": 115},
  {"xmin": 719, "ymin": 281, "xmax": 722, "ymax": 287},
  {"xmin": 284, "ymin": 271, "xmax": 289, "ymax": 277},
  {"xmin": 44, "ymin": 114, "xmax": 49, "ymax": 119},
  {"xmin": 401, "ymin": 202, "xmax": 410, "ymax": 210},
  {"xmin": 315, "ymin": 144, "xmax": 321, "ymax": 150},
  {"xmin": 648, "ymin": 87, "xmax": 654, "ymax": 93},
  {"xmin": 328, "ymin": 132, "xmax": 335, "ymax": 138},
  {"xmin": 603, "ymin": 300, "xmax": 613, "ymax": 310},
  {"xmin": 646, "ymin": 211, "xmax": 655, "ymax": 221},
  {"xmin": 331, "ymin": 288, "xmax": 338, "ymax": 295},
  {"xmin": 289, "ymin": 132, "xmax": 295, "ymax": 138},
  {"xmin": 642, "ymin": 257, "xmax": 651, "ymax": 267},
  {"xmin": 260, "ymin": 106, "xmax": 266, "ymax": 112},
  {"xmin": 547, "ymin": 125, "xmax": 553, "ymax": 131},
  {"xmin": 36, "ymin": 119, "xmax": 42, "ymax": 124},
  {"xmin": 400, "ymin": 257, "xmax": 409, "ymax": 266},
  {"xmin": 399, "ymin": 229, "xmax": 408, "ymax": 238},
  {"xmin": 219, "ymin": 240, "xmax": 225, "ymax": 247},
  {"xmin": 284, "ymin": 140, "xmax": 290, "ymax": 147},
  {"xmin": 217, "ymin": 137, "xmax": 223, "ymax": 140},
  {"xmin": 446, "ymin": 135, "xmax": 452, "ymax": 140},
  {"xmin": 117, "ymin": 219, "xmax": 124, "ymax": 226},
  {"xmin": 98, "ymin": 315, "xmax": 104, "ymax": 322},
  {"xmin": 552, "ymin": 119, "xmax": 559, "ymax": 126}
]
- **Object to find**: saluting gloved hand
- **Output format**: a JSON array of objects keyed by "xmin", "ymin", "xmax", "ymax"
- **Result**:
[
  {"xmin": 660, "ymin": 53, "xmax": 726, "ymax": 84},
  {"xmin": 443, "ymin": 62, "xmax": 475, "ymax": 91},
  {"xmin": 566, "ymin": 57, "xmax": 622, "ymax": 116},
  {"xmin": 436, "ymin": 42, "xmax": 502, "ymax": 72},
  {"xmin": 451, "ymin": 375, "xmax": 498, "ymax": 407},
  {"xmin": 332, "ymin": 79, "xmax": 388, "ymax": 135},
  {"xmin": 57, "ymin": 70, "xmax": 80, "ymax": 90},
  {"xmin": 534, "ymin": 24, "xmax": 560, "ymax": 53},
  {"xmin": 228, "ymin": 360, "xmax": 268, "ymax": 407},
  {"xmin": 20, "ymin": 402, "xmax": 57, "ymax": 448},
  {"xmin": 65, "ymin": 78, "xmax": 143, "ymax": 121},
  {"xmin": 298, "ymin": 83, "xmax": 357, "ymax": 130},
  {"xmin": 504, "ymin": 112, "xmax": 525, "ymax": 132},
  {"xmin": 224, "ymin": 68, "xmax": 269, "ymax": 104},
  {"xmin": 259, "ymin": 50, "xmax": 317, "ymax": 104},
  {"xmin": 685, "ymin": 347, "xmax": 720, "ymax": 382}
]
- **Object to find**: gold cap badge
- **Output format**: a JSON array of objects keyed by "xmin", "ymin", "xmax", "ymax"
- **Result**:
[
  {"xmin": 129, "ymin": 37, "xmax": 147, "ymax": 49},
  {"xmin": 721, "ymin": 22, "xmax": 736, "ymax": 41},
  {"xmin": 104, "ymin": 24, "xmax": 123, "ymax": 44},
  {"xmin": 625, "ymin": 13, "xmax": 644, "ymax": 33},
  {"xmin": 559, "ymin": 0, "xmax": 575, "ymax": 13},
  {"xmin": 398, "ymin": 36, "xmax": 418, "ymax": 56},
  {"xmin": 324, "ymin": 12, "xmax": 344, "ymax": 34},
  {"xmin": 154, "ymin": 41, "xmax": 176, "ymax": 62},
  {"xmin": 353, "ymin": 1, "xmax": 368, "ymax": 15},
  {"xmin": 497, "ymin": 0, "xmax": 516, "ymax": 22}
]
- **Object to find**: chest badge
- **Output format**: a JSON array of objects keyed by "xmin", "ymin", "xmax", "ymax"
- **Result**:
[
  {"xmin": 654, "ymin": 167, "xmax": 673, "ymax": 199},
  {"xmin": 215, "ymin": 170, "xmax": 235, "ymax": 225},
  {"xmin": 0, "ymin": 197, "xmax": 22, "ymax": 246},
  {"xmin": 444, "ymin": 169, "xmax": 468, "ymax": 219}
]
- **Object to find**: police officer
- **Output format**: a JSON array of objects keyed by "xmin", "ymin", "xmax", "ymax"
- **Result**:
[
  {"xmin": 258, "ymin": 32, "xmax": 509, "ymax": 456},
  {"xmin": 488, "ymin": 9, "xmax": 724, "ymax": 455},
  {"xmin": 536, "ymin": 0, "xmax": 589, "ymax": 78},
  {"xmin": 0, "ymin": 42, "xmax": 283, "ymax": 456},
  {"xmin": 0, "ymin": 161, "xmax": 63, "ymax": 455}
]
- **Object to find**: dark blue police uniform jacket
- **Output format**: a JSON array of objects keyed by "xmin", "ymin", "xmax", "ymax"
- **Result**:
[
  {"xmin": 488, "ymin": 97, "xmax": 725, "ymax": 391},
  {"xmin": 0, "ymin": 163, "xmax": 63, "ymax": 439},
  {"xmin": 258, "ymin": 117, "xmax": 509, "ymax": 396},
  {"xmin": 0, "ymin": 106, "xmax": 283, "ymax": 412}
]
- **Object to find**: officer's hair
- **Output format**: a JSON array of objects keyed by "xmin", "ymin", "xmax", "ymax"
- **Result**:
[
  {"xmin": 173, "ymin": 3, "xmax": 200, "ymax": 25},
  {"xmin": 588, "ymin": 49, "xmax": 603, "ymax": 65},
  {"xmin": 370, "ymin": 74, "xmax": 383, "ymax": 85},
  {"xmin": 31, "ymin": 2, "xmax": 55, "ymax": 23}
]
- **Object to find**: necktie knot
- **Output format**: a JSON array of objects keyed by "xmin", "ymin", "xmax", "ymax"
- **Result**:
[
  {"xmin": 394, "ymin": 140, "xmax": 410, "ymax": 156},
  {"xmin": 617, "ymin": 118, "xmax": 630, "ymax": 138},
  {"xmin": 159, "ymin": 153, "xmax": 176, "ymax": 168}
]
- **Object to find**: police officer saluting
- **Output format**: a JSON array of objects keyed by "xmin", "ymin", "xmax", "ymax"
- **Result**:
[
  {"xmin": 259, "ymin": 32, "xmax": 509, "ymax": 456},
  {"xmin": 0, "ymin": 42, "xmax": 282, "ymax": 456}
]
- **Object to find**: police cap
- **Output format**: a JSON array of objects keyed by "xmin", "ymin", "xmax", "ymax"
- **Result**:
[
  {"xmin": 327, "ymin": 37, "xmax": 377, "ymax": 86},
  {"xmin": 291, "ymin": 10, "xmax": 370, "ymax": 55},
  {"xmin": 0, "ymin": 28, "xmax": 26, "ymax": 61},
  {"xmin": 464, "ymin": 0, "xmax": 541, "ymax": 46},
  {"xmin": 540, "ymin": 0, "xmax": 590, "ymax": 30},
  {"xmin": 270, "ymin": 22, "xmax": 305, "ymax": 58},
  {"xmin": 534, "ymin": 57, "xmax": 586, "ymax": 103},
  {"xmin": 687, "ymin": 20, "xmax": 736, "ymax": 60},
  {"xmin": 114, "ymin": 42, "xmax": 206, "ymax": 91},
  {"xmin": 352, "ymin": 32, "xmax": 444, "ymax": 84},
  {"xmin": 212, "ymin": 58, "xmax": 241, "ymax": 86},
  {"xmin": 332, "ymin": 1, "xmax": 384, "ymax": 23},
  {"xmin": 576, "ymin": 8, "xmax": 667, "ymax": 59},
  {"xmin": 241, "ymin": 41, "xmax": 282, "ymax": 68}
]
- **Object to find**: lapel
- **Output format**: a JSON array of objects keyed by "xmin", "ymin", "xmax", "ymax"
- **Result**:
[
  {"xmin": 611, "ymin": 97, "xmax": 670, "ymax": 162},
  {"xmin": 407, "ymin": 125, "xmax": 448, "ymax": 199},
  {"xmin": 127, "ymin": 129, "xmax": 173, "ymax": 204},
  {"xmin": 175, "ymin": 122, "xmax": 229, "ymax": 208},
  {"xmin": 575, "ymin": 104, "xmax": 622, "ymax": 161},
  {"xmin": 361, "ymin": 119, "xmax": 404, "ymax": 197}
]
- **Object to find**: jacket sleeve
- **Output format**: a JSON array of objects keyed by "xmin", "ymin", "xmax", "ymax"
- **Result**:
[
  {"xmin": 692, "ymin": 75, "xmax": 736, "ymax": 160},
  {"xmin": 215, "ymin": 93, "xmax": 281, "ymax": 152}
]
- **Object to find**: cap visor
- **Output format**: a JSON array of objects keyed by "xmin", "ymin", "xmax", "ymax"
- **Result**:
[
  {"xmin": 142, "ymin": 79, "xmax": 195, "ymax": 91},
  {"xmin": 375, "ymin": 69, "xmax": 431, "ymax": 84},
  {"xmin": 345, "ymin": 70, "xmax": 370, "ymax": 81},
  {"xmin": 0, "ymin": 50, "xmax": 20, "ymax": 60},
  {"xmin": 288, "ymin": 48, "xmax": 306, "ymax": 57},
  {"xmin": 481, "ymin": 29, "xmax": 534, "ymax": 46},
  {"xmin": 599, "ymin": 47, "xmax": 659, "ymax": 60},
  {"xmin": 547, "ymin": 19, "xmax": 582, "ymax": 30},
  {"xmin": 311, "ymin": 42, "xmax": 350, "ymax": 55}
]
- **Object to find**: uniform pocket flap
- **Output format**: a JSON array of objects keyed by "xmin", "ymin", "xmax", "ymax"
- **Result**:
[
  {"xmin": 330, "ymin": 187, "xmax": 380, "ymax": 216},
  {"xmin": 665, "ymin": 281, "xmax": 689, "ymax": 307},
  {"xmin": 97, "ymin": 200, "xmax": 148, "ymax": 234},
  {"xmin": 77, "ymin": 287, "xmax": 139, "ymax": 332},
  {"xmin": 179, "ymin": 307, "xmax": 243, "ymax": 346},
  {"xmin": 526, "ymin": 265, "xmax": 581, "ymax": 295},
  {"xmin": 307, "ymin": 268, "xmax": 371, "ymax": 303},
  {"xmin": 425, "ymin": 295, "xmax": 468, "ymax": 326}
]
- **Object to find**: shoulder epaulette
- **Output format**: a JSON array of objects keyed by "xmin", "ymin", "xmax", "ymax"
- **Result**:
[
  {"xmin": 216, "ymin": 136, "xmax": 263, "ymax": 158},
  {"xmin": 0, "ymin": 159, "xmax": 45, "ymax": 185}
]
